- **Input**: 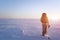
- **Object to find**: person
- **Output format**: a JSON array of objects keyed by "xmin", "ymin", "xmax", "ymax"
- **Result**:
[{"xmin": 40, "ymin": 13, "xmax": 50, "ymax": 37}]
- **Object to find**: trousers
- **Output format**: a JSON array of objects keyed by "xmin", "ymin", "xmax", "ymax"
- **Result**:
[{"xmin": 42, "ymin": 23, "xmax": 47, "ymax": 36}]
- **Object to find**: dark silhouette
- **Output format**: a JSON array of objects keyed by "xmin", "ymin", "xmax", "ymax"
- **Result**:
[{"xmin": 40, "ymin": 13, "xmax": 50, "ymax": 37}]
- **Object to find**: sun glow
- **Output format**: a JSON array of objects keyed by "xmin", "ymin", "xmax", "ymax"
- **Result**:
[{"xmin": 48, "ymin": 15, "xmax": 60, "ymax": 20}]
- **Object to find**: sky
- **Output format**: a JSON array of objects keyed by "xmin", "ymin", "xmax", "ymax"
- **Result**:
[{"xmin": 0, "ymin": 0, "xmax": 60, "ymax": 19}]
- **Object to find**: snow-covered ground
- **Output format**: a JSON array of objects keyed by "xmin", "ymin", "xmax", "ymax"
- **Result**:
[{"xmin": 0, "ymin": 19, "xmax": 60, "ymax": 40}]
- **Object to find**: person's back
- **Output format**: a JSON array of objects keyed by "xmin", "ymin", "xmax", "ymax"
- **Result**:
[{"xmin": 40, "ymin": 13, "xmax": 50, "ymax": 36}]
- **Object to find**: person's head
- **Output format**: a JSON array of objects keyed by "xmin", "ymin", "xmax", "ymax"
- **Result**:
[{"xmin": 42, "ymin": 13, "xmax": 47, "ymax": 17}]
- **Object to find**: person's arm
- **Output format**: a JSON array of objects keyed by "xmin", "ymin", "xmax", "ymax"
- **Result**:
[
  {"xmin": 47, "ymin": 17, "xmax": 50, "ymax": 28},
  {"xmin": 48, "ymin": 22, "xmax": 50, "ymax": 28}
]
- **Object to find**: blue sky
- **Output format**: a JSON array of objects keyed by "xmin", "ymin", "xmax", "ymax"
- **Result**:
[{"xmin": 0, "ymin": 0, "xmax": 60, "ymax": 19}]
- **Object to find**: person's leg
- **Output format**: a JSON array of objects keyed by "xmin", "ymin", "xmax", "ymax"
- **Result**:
[
  {"xmin": 42, "ymin": 24, "xmax": 44, "ymax": 36},
  {"xmin": 42, "ymin": 30, "xmax": 45, "ymax": 36},
  {"xmin": 45, "ymin": 25, "xmax": 47, "ymax": 35},
  {"xmin": 42, "ymin": 24, "xmax": 46, "ymax": 36}
]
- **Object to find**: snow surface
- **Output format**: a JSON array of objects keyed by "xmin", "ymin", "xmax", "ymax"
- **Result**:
[{"xmin": 0, "ymin": 19, "xmax": 60, "ymax": 40}]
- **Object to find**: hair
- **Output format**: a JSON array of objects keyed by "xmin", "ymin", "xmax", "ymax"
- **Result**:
[{"xmin": 42, "ymin": 13, "xmax": 47, "ymax": 17}]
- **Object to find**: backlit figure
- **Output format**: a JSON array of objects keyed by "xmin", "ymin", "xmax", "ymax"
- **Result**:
[{"xmin": 40, "ymin": 13, "xmax": 50, "ymax": 36}]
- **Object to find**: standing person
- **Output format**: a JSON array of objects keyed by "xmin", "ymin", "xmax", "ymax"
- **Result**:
[{"xmin": 40, "ymin": 13, "xmax": 50, "ymax": 37}]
